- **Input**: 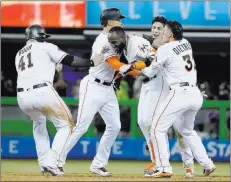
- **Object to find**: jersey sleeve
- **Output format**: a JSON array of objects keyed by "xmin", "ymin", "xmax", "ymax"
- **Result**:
[
  {"xmin": 155, "ymin": 45, "xmax": 168, "ymax": 65},
  {"xmin": 136, "ymin": 38, "xmax": 153, "ymax": 59},
  {"xmin": 142, "ymin": 45, "xmax": 167, "ymax": 78},
  {"xmin": 91, "ymin": 39, "xmax": 118, "ymax": 66},
  {"xmin": 44, "ymin": 43, "xmax": 67, "ymax": 64},
  {"xmin": 99, "ymin": 41, "xmax": 118, "ymax": 61}
]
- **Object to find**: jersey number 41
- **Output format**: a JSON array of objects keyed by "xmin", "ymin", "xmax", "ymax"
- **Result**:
[{"xmin": 18, "ymin": 53, "xmax": 33, "ymax": 71}]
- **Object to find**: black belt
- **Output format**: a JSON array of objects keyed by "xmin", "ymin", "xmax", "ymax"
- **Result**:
[
  {"xmin": 142, "ymin": 75, "xmax": 157, "ymax": 83},
  {"xmin": 179, "ymin": 82, "xmax": 190, "ymax": 87},
  {"xmin": 17, "ymin": 83, "xmax": 48, "ymax": 92},
  {"xmin": 169, "ymin": 82, "xmax": 195, "ymax": 90},
  {"xmin": 94, "ymin": 78, "xmax": 111, "ymax": 86}
]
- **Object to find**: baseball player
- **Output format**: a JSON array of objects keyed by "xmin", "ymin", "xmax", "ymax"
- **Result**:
[
  {"xmin": 15, "ymin": 24, "xmax": 91, "ymax": 176},
  {"xmin": 142, "ymin": 16, "xmax": 195, "ymax": 178},
  {"xmin": 107, "ymin": 25, "xmax": 195, "ymax": 178},
  {"xmin": 141, "ymin": 21, "xmax": 216, "ymax": 178},
  {"xmin": 58, "ymin": 8, "xmax": 138, "ymax": 176}
]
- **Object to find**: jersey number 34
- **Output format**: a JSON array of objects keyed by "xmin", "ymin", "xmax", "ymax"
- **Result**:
[{"xmin": 18, "ymin": 53, "xmax": 33, "ymax": 71}]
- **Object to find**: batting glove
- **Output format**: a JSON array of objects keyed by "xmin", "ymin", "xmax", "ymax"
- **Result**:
[{"xmin": 119, "ymin": 64, "xmax": 133, "ymax": 76}]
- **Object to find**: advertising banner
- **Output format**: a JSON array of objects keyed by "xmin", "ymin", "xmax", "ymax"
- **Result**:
[
  {"xmin": 1, "ymin": 136, "xmax": 230, "ymax": 162},
  {"xmin": 2, "ymin": 1, "xmax": 86, "ymax": 28},
  {"xmin": 87, "ymin": 1, "xmax": 230, "ymax": 28}
]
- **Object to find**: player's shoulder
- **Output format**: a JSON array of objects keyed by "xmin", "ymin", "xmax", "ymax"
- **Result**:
[
  {"xmin": 158, "ymin": 43, "xmax": 169, "ymax": 52},
  {"xmin": 42, "ymin": 42, "xmax": 58, "ymax": 49},
  {"xmin": 94, "ymin": 32, "xmax": 108, "ymax": 45},
  {"xmin": 181, "ymin": 38, "xmax": 189, "ymax": 43},
  {"xmin": 15, "ymin": 44, "xmax": 27, "ymax": 59},
  {"xmin": 168, "ymin": 38, "xmax": 190, "ymax": 48},
  {"xmin": 93, "ymin": 32, "xmax": 112, "ymax": 52},
  {"xmin": 129, "ymin": 34, "xmax": 150, "ymax": 45},
  {"xmin": 181, "ymin": 38, "xmax": 192, "ymax": 47}
]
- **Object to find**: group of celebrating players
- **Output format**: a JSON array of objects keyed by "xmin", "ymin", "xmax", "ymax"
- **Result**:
[{"xmin": 15, "ymin": 8, "xmax": 216, "ymax": 178}]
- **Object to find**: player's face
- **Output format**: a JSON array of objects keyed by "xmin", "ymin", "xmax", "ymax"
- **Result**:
[
  {"xmin": 151, "ymin": 22, "xmax": 165, "ymax": 38},
  {"xmin": 161, "ymin": 26, "xmax": 171, "ymax": 43},
  {"xmin": 108, "ymin": 32, "xmax": 126, "ymax": 53},
  {"xmin": 108, "ymin": 20, "xmax": 122, "ymax": 28}
]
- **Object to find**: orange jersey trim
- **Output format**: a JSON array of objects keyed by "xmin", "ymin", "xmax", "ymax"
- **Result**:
[
  {"xmin": 107, "ymin": 56, "xmax": 139, "ymax": 76},
  {"xmin": 128, "ymin": 69, "xmax": 140, "ymax": 76},
  {"xmin": 106, "ymin": 56, "xmax": 125, "ymax": 71}
]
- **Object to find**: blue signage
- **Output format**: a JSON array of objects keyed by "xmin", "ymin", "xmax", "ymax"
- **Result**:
[
  {"xmin": 86, "ymin": 1, "xmax": 230, "ymax": 28},
  {"xmin": 1, "ymin": 136, "xmax": 230, "ymax": 162}
]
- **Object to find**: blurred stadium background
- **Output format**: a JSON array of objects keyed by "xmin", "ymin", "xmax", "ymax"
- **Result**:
[{"xmin": 1, "ymin": 0, "xmax": 230, "ymax": 180}]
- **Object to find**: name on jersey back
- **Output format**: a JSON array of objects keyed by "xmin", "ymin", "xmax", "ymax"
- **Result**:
[
  {"xmin": 19, "ymin": 45, "xmax": 32, "ymax": 56},
  {"xmin": 173, "ymin": 42, "xmax": 192, "ymax": 55}
]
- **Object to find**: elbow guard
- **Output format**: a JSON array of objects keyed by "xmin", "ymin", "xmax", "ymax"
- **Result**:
[
  {"xmin": 61, "ymin": 55, "xmax": 91, "ymax": 67},
  {"xmin": 61, "ymin": 55, "xmax": 74, "ymax": 66}
]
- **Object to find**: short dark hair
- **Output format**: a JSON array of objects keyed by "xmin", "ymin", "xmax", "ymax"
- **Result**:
[
  {"xmin": 109, "ymin": 26, "xmax": 125, "ymax": 36},
  {"xmin": 166, "ymin": 20, "xmax": 183, "ymax": 40},
  {"xmin": 152, "ymin": 16, "xmax": 167, "ymax": 25}
]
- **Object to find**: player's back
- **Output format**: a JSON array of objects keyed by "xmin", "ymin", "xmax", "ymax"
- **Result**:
[
  {"xmin": 159, "ymin": 38, "xmax": 197, "ymax": 85},
  {"xmin": 15, "ymin": 41, "xmax": 58, "ymax": 88},
  {"xmin": 89, "ymin": 32, "xmax": 120, "ymax": 82}
]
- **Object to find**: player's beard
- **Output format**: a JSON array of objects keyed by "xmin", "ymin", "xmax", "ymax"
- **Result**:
[{"xmin": 115, "ymin": 42, "xmax": 125, "ymax": 54}]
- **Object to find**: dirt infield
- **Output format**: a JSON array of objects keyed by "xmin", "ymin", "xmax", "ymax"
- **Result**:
[
  {"xmin": 1, "ymin": 172, "xmax": 229, "ymax": 181},
  {"xmin": 2, "ymin": 160, "xmax": 229, "ymax": 181}
]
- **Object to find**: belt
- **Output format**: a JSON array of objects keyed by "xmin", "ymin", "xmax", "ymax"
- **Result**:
[
  {"xmin": 142, "ymin": 75, "xmax": 157, "ymax": 83},
  {"xmin": 170, "ymin": 82, "xmax": 196, "ymax": 90},
  {"xmin": 179, "ymin": 82, "xmax": 190, "ymax": 87},
  {"xmin": 94, "ymin": 78, "xmax": 111, "ymax": 86},
  {"xmin": 17, "ymin": 83, "xmax": 48, "ymax": 92}
]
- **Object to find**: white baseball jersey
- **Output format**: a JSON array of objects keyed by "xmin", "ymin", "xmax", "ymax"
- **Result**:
[
  {"xmin": 124, "ymin": 34, "xmax": 154, "ymax": 64},
  {"xmin": 59, "ymin": 32, "xmax": 122, "ymax": 168},
  {"xmin": 124, "ymin": 34, "xmax": 166, "ymax": 78},
  {"xmin": 143, "ymin": 38, "xmax": 197, "ymax": 85},
  {"xmin": 89, "ymin": 32, "xmax": 121, "ymax": 82},
  {"xmin": 15, "ymin": 40, "xmax": 67, "ymax": 88}
]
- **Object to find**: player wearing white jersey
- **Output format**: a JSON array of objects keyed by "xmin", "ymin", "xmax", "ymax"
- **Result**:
[
  {"xmin": 142, "ymin": 17, "xmax": 195, "ymax": 178},
  {"xmin": 15, "ymin": 24, "xmax": 91, "ymax": 176},
  {"xmin": 58, "ymin": 8, "xmax": 138, "ymax": 176},
  {"xmin": 141, "ymin": 21, "xmax": 216, "ymax": 178},
  {"xmin": 108, "ymin": 25, "xmax": 195, "ymax": 178}
]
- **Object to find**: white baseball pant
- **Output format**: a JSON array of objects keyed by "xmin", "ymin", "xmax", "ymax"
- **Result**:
[
  {"xmin": 59, "ymin": 74, "xmax": 121, "ymax": 168},
  {"xmin": 138, "ymin": 76, "xmax": 194, "ymax": 165},
  {"xmin": 17, "ymin": 82, "xmax": 73, "ymax": 167},
  {"xmin": 150, "ymin": 85, "xmax": 214, "ymax": 171}
]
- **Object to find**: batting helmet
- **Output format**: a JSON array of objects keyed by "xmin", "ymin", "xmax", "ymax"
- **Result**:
[
  {"xmin": 25, "ymin": 24, "xmax": 51, "ymax": 42},
  {"xmin": 100, "ymin": 8, "xmax": 126, "ymax": 26}
]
